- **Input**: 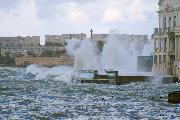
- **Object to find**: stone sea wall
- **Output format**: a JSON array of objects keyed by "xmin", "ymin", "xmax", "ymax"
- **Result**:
[{"xmin": 15, "ymin": 57, "xmax": 74, "ymax": 67}]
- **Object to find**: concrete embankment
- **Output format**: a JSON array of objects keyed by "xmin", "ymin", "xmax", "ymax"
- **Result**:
[{"xmin": 15, "ymin": 57, "xmax": 74, "ymax": 67}]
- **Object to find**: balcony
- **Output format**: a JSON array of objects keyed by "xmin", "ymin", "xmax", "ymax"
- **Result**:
[
  {"xmin": 153, "ymin": 28, "xmax": 162, "ymax": 34},
  {"xmin": 174, "ymin": 26, "xmax": 180, "ymax": 34},
  {"xmin": 153, "ymin": 28, "xmax": 159, "ymax": 34}
]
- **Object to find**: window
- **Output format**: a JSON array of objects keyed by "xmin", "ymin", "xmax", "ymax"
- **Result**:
[
  {"xmin": 161, "ymin": 38, "xmax": 164, "ymax": 50},
  {"xmin": 160, "ymin": 38, "xmax": 162, "ymax": 51},
  {"xmin": 168, "ymin": 17, "xmax": 171, "ymax": 31},
  {"xmin": 163, "ymin": 17, "xmax": 166, "ymax": 32},
  {"xmin": 164, "ymin": 37, "xmax": 167, "ymax": 51},
  {"xmin": 163, "ymin": 55, "xmax": 166, "ymax": 63},
  {"xmin": 159, "ymin": 55, "xmax": 162, "ymax": 64},
  {"xmin": 169, "ymin": 39, "xmax": 175, "ymax": 52},
  {"xmin": 173, "ymin": 16, "xmax": 176, "ymax": 28},
  {"xmin": 169, "ymin": 17, "xmax": 171, "ymax": 25},
  {"xmin": 170, "ymin": 55, "xmax": 175, "ymax": 64}
]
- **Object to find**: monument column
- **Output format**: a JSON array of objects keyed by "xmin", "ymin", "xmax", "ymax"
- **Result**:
[{"xmin": 90, "ymin": 29, "xmax": 93, "ymax": 40}]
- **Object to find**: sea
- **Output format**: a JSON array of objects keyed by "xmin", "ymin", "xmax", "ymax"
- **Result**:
[{"xmin": 0, "ymin": 66, "xmax": 180, "ymax": 120}]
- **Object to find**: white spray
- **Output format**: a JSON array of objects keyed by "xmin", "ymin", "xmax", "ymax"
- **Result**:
[
  {"xmin": 65, "ymin": 34, "xmax": 150, "ymax": 74},
  {"xmin": 26, "ymin": 64, "xmax": 77, "ymax": 83},
  {"xmin": 65, "ymin": 38, "xmax": 100, "ymax": 70},
  {"xmin": 26, "ymin": 34, "xmax": 153, "ymax": 81},
  {"xmin": 100, "ymin": 35, "xmax": 138, "ymax": 73}
]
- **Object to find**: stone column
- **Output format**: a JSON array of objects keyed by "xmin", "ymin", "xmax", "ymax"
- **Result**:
[
  {"xmin": 175, "ymin": 35, "xmax": 177, "ymax": 61},
  {"xmin": 176, "ymin": 35, "xmax": 180, "ymax": 61},
  {"xmin": 167, "ymin": 37, "xmax": 170, "ymax": 53}
]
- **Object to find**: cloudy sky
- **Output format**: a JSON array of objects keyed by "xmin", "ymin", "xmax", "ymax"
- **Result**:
[{"xmin": 0, "ymin": 0, "xmax": 158, "ymax": 43}]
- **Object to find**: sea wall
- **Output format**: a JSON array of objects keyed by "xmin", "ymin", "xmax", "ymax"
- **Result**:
[{"xmin": 15, "ymin": 57, "xmax": 74, "ymax": 67}]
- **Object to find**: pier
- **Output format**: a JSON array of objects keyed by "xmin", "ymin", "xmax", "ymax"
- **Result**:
[{"xmin": 78, "ymin": 70, "xmax": 178, "ymax": 85}]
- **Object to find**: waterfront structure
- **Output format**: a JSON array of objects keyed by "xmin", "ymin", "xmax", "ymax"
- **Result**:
[
  {"xmin": 15, "ymin": 57, "xmax": 74, "ymax": 67},
  {"xmin": 153, "ymin": 0, "xmax": 180, "ymax": 77}
]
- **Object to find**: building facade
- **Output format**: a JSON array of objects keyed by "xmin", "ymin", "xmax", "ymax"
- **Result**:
[
  {"xmin": 45, "ymin": 33, "xmax": 86, "ymax": 57},
  {"xmin": 153, "ymin": 0, "xmax": 180, "ymax": 77},
  {"xmin": 0, "ymin": 36, "xmax": 41, "ymax": 57},
  {"xmin": 0, "ymin": 36, "xmax": 40, "ymax": 48},
  {"xmin": 45, "ymin": 33, "xmax": 86, "ymax": 46}
]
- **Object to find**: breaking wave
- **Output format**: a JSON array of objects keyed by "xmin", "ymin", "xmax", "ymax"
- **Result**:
[{"xmin": 26, "ymin": 64, "xmax": 77, "ymax": 83}]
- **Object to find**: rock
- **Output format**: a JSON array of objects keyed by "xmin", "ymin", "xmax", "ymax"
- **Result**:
[{"xmin": 168, "ymin": 91, "xmax": 180, "ymax": 104}]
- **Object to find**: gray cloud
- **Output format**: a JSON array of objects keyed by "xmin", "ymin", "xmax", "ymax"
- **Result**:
[
  {"xmin": 0, "ymin": 0, "xmax": 22, "ymax": 10},
  {"xmin": 35, "ymin": 0, "xmax": 97, "ymax": 5},
  {"xmin": 35, "ymin": 0, "xmax": 98, "ymax": 19},
  {"xmin": 0, "ymin": 0, "xmax": 158, "ymax": 39}
]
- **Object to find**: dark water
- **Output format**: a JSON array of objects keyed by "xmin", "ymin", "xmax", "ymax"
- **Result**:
[{"xmin": 0, "ymin": 67, "xmax": 180, "ymax": 120}]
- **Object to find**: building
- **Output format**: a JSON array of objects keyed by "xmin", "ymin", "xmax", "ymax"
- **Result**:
[
  {"xmin": 45, "ymin": 35, "xmax": 64, "ymax": 46},
  {"xmin": 0, "ymin": 46, "xmax": 44, "ymax": 57},
  {"xmin": 62, "ymin": 33, "xmax": 86, "ymax": 40},
  {"xmin": 45, "ymin": 33, "xmax": 86, "ymax": 46},
  {"xmin": 1, "ymin": 48, "xmax": 28, "ymax": 57},
  {"xmin": 45, "ymin": 33, "xmax": 86, "ymax": 56},
  {"xmin": 92, "ymin": 34, "xmax": 109, "ymax": 52},
  {"xmin": 152, "ymin": 0, "xmax": 180, "ymax": 77},
  {"xmin": 92, "ymin": 34, "xmax": 109, "ymax": 42},
  {"xmin": 0, "ymin": 36, "xmax": 40, "ymax": 48},
  {"xmin": 0, "ymin": 36, "xmax": 41, "ymax": 57}
]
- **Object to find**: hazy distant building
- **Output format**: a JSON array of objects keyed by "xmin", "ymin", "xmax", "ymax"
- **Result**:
[
  {"xmin": 45, "ymin": 33, "xmax": 86, "ymax": 46},
  {"xmin": 0, "ymin": 36, "xmax": 40, "ymax": 48},
  {"xmin": 62, "ymin": 33, "xmax": 86, "ymax": 40},
  {"xmin": 92, "ymin": 34, "xmax": 108, "ymax": 52},
  {"xmin": 45, "ymin": 35, "xmax": 64, "ymax": 46},
  {"xmin": 153, "ymin": 0, "xmax": 180, "ymax": 77},
  {"xmin": 92, "ymin": 34, "xmax": 109, "ymax": 42},
  {"xmin": 92, "ymin": 34, "xmax": 149, "ymax": 55},
  {"xmin": 45, "ymin": 33, "xmax": 86, "ymax": 57},
  {"xmin": 0, "ymin": 36, "xmax": 41, "ymax": 57},
  {"xmin": 1, "ymin": 48, "xmax": 28, "ymax": 57},
  {"xmin": 1, "ymin": 46, "xmax": 44, "ymax": 58}
]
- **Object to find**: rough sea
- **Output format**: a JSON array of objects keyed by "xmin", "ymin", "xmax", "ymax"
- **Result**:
[{"xmin": 0, "ymin": 66, "xmax": 180, "ymax": 120}]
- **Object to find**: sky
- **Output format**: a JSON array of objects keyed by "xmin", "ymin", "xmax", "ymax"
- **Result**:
[{"xmin": 0, "ymin": 0, "xmax": 158, "ymax": 44}]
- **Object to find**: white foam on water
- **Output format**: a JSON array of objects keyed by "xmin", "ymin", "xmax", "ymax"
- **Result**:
[
  {"xmin": 26, "ymin": 64, "xmax": 47, "ymax": 76},
  {"xmin": 26, "ymin": 64, "xmax": 76, "ymax": 82},
  {"xmin": 150, "ymin": 76, "xmax": 163, "ymax": 85}
]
